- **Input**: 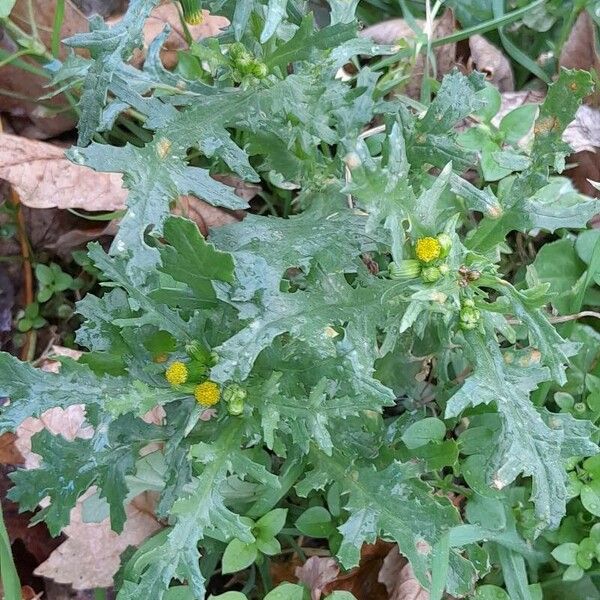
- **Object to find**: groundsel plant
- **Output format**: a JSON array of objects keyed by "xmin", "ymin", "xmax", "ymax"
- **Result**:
[{"xmin": 0, "ymin": 0, "xmax": 599, "ymax": 598}]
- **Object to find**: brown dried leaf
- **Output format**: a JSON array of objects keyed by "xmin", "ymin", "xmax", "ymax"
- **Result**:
[
  {"xmin": 322, "ymin": 541, "xmax": 392, "ymax": 600},
  {"xmin": 563, "ymin": 105, "xmax": 600, "ymax": 153},
  {"xmin": 295, "ymin": 556, "xmax": 340, "ymax": 600},
  {"xmin": 271, "ymin": 554, "xmax": 303, "ymax": 587},
  {"xmin": 378, "ymin": 546, "xmax": 430, "ymax": 600},
  {"xmin": 559, "ymin": 10, "xmax": 600, "ymax": 107},
  {"xmin": 0, "ymin": 465, "xmax": 62, "ymax": 565},
  {"xmin": 0, "ymin": 1, "xmax": 87, "ymax": 138},
  {"xmin": 34, "ymin": 493, "xmax": 162, "ymax": 589},
  {"xmin": 467, "ymin": 35, "xmax": 514, "ymax": 92},
  {"xmin": 0, "ymin": 133, "xmax": 127, "ymax": 210},
  {"xmin": 360, "ymin": 10, "xmax": 457, "ymax": 99},
  {"xmin": 16, "ymin": 405, "xmax": 93, "ymax": 470},
  {"xmin": 0, "ymin": 432, "xmax": 24, "ymax": 465},
  {"xmin": 139, "ymin": 6, "xmax": 229, "ymax": 69},
  {"xmin": 0, "ymin": 133, "xmax": 249, "ymax": 242},
  {"xmin": 9, "ymin": 0, "xmax": 87, "ymax": 58},
  {"xmin": 174, "ymin": 196, "xmax": 243, "ymax": 237},
  {"xmin": 570, "ymin": 150, "xmax": 600, "ymax": 202}
]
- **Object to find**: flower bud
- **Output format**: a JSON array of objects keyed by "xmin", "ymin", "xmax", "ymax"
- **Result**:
[
  {"xmin": 228, "ymin": 397, "xmax": 245, "ymax": 416},
  {"xmin": 438, "ymin": 263, "xmax": 449, "ymax": 275},
  {"xmin": 459, "ymin": 303, "xmax": 481, "ymax": 330},
  {"xmin": 436, "ymin": 233, "xmax": 452, "ymax": 258},
  {"xmin": 186, "ymin": 341, "xmax": 212, "ymax": 364},
  {"xmin": 421, "ymin": 266, "xmax": 441, "ymax": 283},
  {"xmin": 389, "ymin": 259, "xmax": 421, "ymax": 280},
  {"xmin": 229, "ymin": 42, "xmax": 246, "ymax": 59},
  {"xmin": 250, "ymin": 60, "xmax": 268, "ymax": 79},
  {"xmin": 223, "ymin": 384, "xmax": 247, "ymax": 416}
]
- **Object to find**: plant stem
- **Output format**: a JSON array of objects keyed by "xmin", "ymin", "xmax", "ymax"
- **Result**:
[
  {"xmin": 372, "ymin": 0, "xmax": 546, "ymax": 70},
  {"xmin": 51, "ymin": 0, "xmax": 65, "ymax": 58},
  {"xmin": 0, "ymin": 499, "xmax": 21, "ymax": 600}
]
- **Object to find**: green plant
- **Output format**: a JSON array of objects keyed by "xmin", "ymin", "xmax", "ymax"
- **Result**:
[{"xmin": 0, "ymin": 1, "xmax": 599, "ymax": 599}]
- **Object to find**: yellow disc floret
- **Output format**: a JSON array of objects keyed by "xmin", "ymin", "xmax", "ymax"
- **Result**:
[
  {"xmin": 415, "ymin": 237, "xmax": 442, "ymax": 263},
  {"xmin": 194, "ymin": 381, "xmax": 221, "ymax": 407},
  {"xmin": 165, "ymin": 361, "xmax": 188, "ymax": 385}
]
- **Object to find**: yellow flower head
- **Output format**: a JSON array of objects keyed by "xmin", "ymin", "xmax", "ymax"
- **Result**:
[
  {"xmin": 194, "ymin": 381, "xmax": 221, "ymax": 407},
  {"xmin": 415, "ymin": 237, "xmax": 442, "ymax": 263},
  {"xmin": 165, "ymin": 361, "xmax": 188, "ymax": 385}
]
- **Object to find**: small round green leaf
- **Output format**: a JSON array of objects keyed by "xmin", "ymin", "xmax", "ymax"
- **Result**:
[
  {"xmin": 296, "ymin": 506, "xmax": 335, "ymax": 538},
  {"xmin": 256, "ymin": 536, "xmax": 281, "ymax": 556},
  {"xmin": 580, "ymin": 482, "xmax": 600, "ymax": 516},
  {"xmin": 208, "ymin": 594, "xmax": 248, "ymax": 600},
  {"xmin": 474, "ymin": 585, "xmax": 510, "ymax": 600},
  {"xmin": 264, "ymin": 583, "xmax": 308, "ymax": 600},
  {"xmin": 562, "ymin": 564, "xmax": 584, "ymax": 581},
  {"xmin": 221, "ymin": 539, "xmax": 257, "ymax": 574},
  {"xmin": 401, "ymin": 417, "xmax": 446, "ymax": 449},
  {"xmin": 551, "ymin": 542, "xmax": 579, "ymax": 565},
  {"xmin": 255, "ymin": 508, "xmax": 287, "ymax": 539},
  {"xmin": 35, "ymin": 264, "xmax": 54, "ymax": 286}
]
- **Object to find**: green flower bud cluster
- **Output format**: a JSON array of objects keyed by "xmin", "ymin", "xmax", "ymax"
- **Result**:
[
  {"xmin": 459, "ymin": 298, "xmax": 481, "ymax": 330},
  {"xmin": 186, "ymin": 341, "xmax": 218, "ymax": 366},
  {"xmin": 388, "ymin": 259, "xmax": 421, "ymax": 280},
  {"xmin": 223, "ymin": 384, "xmax": 247, "ymax": 416},
  {"xmin": 229, "ymin": 43, "xmax": 268, "ymax": 82}
]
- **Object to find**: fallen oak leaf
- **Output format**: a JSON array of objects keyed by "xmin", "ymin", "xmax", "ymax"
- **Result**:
[
  {"xmin": 0, "ymin": 133, "xmax": 126, "ymax": 211},
  {"xmin": 559, "ymin": 10, "xmax": 600, "ymax": 107},
  {"xmin": 34, "ymin": 491, "xmax": 162, "ymax": 590},
  {"xmin": 296, "ymin": 556, "xmax": 340, "ymax": 600},
  {"xmin": 0, "ymin": 133, "xmax": 250, "ymax": 235},
  {"xmin": 464, "ymin": 35, "xmax": 514, "ymax": 92},
  {"xmin": 378, "ymin": 546, "xmax": 430, "ymax": 600},
  {"xmin": 16, "ymin": 406, "xmax": 94, "ymax": 470},
  {"xmin": 321, "ymin": 541, "xmax": 392, "ymax": 600}
]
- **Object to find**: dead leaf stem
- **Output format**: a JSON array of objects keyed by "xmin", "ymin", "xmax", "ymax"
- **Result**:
[{"xmin": 9, "ymin": 187, "xmax": 35, "ymax": 361}]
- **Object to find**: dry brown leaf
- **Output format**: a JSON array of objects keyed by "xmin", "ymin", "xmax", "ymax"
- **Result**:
[
  {"xmin": 570, "ymin": 150, "xmax": 600, "ymax": 203},
  {"xmin": 0, "ymin": 1, "xmax": 87, "ymax": 138},
  {"xmin": 559, "ymin": 10, "xmax": 600, "ymax": 107},
  {"xmin": 34, "ymin": 493, "xmax": 162, "ymax": 589},
  {"xmin": 322, "ymin": 540, "xmax": 392, "ymax": 600},
  {"xmin": 0, "ymin": 133, "xmax": 250, "ymax": 241},
  {"xmin": 0, "ymin": 432, "xmax": 24, "ymax": 465},
  {"xmin": 139, "ymin": 6, "xmax": 229, "ymax": 69},
  {"xmin": 72, "ymin": 0, "xmax": 127, "ymax": 17},
  {"xmin": 467, "ymin": 35, "xmax": 514, "ymax": 92},
  {"xmin": 0, "ymin": 465, "xmax": 63, "ymax": 565},
  {"xmin": 271, "ymin": 554, "xmax": 303, "ymax": 587},
  {"xmin": 360, "ymin": 9, "xmax": 457, "ymax": 99},
  {"xmin": 16, "ymin": 405, "xmax": 93, "ymax": 470},
  {"xmin": 378, "ymin": 546, "xmax": 430, "ymax": 600},
  {"xmin": 47, "ymin": 220, "xmax": 119, "ymax": 259},
  {"xmin": 0, "ymin": 133, "xmax": 127, "ymax": 210},
  {"xmin": 38, "ymin": 345, "xmax": 84, "ymax": 373},
  {"xmin": 564, "ymin": 105, "xmax": 600, "ymax": 153},
  {"xmin": 9, "ymin": 0, "xmax": 88, "ymax": 58},
  {"xmin": 295, "ymin": 556, "xmax": 340, "ymax": 600},
  {"xmin": 175, "ymin": 195, "xmax": 243, "ymax": 235}
]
